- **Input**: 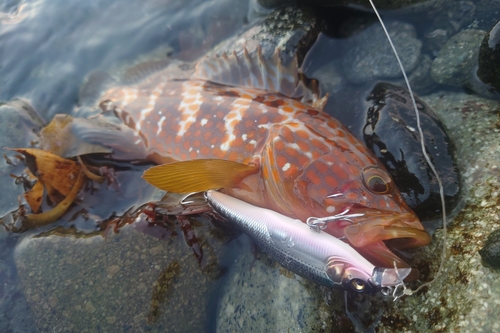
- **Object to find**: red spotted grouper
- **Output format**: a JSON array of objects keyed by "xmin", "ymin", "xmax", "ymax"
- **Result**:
[{"xmin": 41, "ymin": 49, "xmax": 431, "ymax": 268}]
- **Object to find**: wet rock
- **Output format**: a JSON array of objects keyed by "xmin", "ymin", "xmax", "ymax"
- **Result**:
[
  {"xmin": 328, "ymin": 83, "xmax": 460, "ymax": 221},
  {"xmin": 204, "ymin": 6, "xmax": 324, "ymax": 67},
  {"xmin": 310, "ymin": 60, "xmax": 346, "ymax": 95},
  {"xmin": 255, "ymin": 0, "xmax": 452, "ymax": 12},
  {"xmin": 341, "ymin": 21, "xmax": 422, "ymax": 84},
  {"xmin": 430, "ymin": 29, "xmax": 499, "ymax": 98},
  {"xmin": 216, "ymin": 235, "xmax": 342, "ymax": 333},
  {"xmin": 14, "ymin": 216, "xmax": 229, "ymax": 332},
  {"xmin": 479, "ymin": 229, "xmax": 500, "ymax": 269},
  {"xmin": 422, "ymin": 1, "xmax": 476, "ymax": 55},
  {"xmin": 0, "ymin": 100, "xmax": 45, "ymax": 217},
  {"xmin": 0, "ymin": 229, "xmax": 37, "ymax": 333},
  {"xmin": 399, "ymin": 54, "xmax": 438, "ymax": 95},
  {"xmin": 477, "ymin": 20, "xmax": 500, "ymax": 94},
  {"xmin": 372, "ymin": 90, "xmax": 500, "ymax": 333},
  {"xmin": 472, "ymin": 0, "xmax": 500, "ymax": 30}
]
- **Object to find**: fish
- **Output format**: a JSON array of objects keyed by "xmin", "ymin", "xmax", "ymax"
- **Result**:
[
  {"xmin": 206, "ymin": 189, "xmax": 411, "ymax": 293},
  {"xmin": 42, "ymin": 47, "xmax": 431, "ymax": 268}
]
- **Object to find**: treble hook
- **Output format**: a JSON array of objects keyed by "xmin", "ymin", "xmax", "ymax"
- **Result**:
[
  {"xmin": 381, "ymin": 262, "xmax": 414, "ymax": 301},
  {"xmin": 179, "ymin": 192, "xmax": 203, "ymax": 205},
  {"xmin": 306, "ymin": 209, "xmax": 365, "ymax": 232}
]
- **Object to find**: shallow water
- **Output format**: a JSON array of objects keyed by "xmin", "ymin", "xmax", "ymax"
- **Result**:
[{"xmin": 1, "ymin": 0, "xmax": 500, "ymax": 332}]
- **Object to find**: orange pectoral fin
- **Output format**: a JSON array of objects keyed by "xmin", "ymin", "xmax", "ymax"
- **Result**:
[{"xmin": 142, "ymin": 159, "xmax": 259, "ymax": 193}]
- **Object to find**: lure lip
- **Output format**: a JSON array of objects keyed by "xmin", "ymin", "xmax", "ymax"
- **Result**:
[{"xmin": 205, "ymin": 190, "xmax": 410, "ymax": 293}]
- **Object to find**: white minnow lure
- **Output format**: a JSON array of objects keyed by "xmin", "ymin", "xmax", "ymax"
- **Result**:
[{"xmin": 205, "ymin": 190, "xmax": 411, "ymax": 293}]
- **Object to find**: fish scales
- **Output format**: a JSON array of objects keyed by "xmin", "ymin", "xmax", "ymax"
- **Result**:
[{"xmin": 102, "ymin": 80, "xmax": 386, "ymax": 209}]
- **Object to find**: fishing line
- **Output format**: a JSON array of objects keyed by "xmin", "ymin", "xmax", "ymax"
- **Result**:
[{"xmin": 368, "ymin": 0, "xmax": 448, "ymax": 296}]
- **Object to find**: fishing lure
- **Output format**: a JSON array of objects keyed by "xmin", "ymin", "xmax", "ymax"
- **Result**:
[{"xmin": 205, "ymin": 190, "xmax": 410, "ymax": 293}]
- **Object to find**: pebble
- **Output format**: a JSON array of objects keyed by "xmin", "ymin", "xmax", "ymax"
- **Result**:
[
  {"xmin": 477, "ymin": 20, "xmax": 500, "ymax": 95},
  {"xmin": 341, "ymin": 20, "xmax": 422, "ymax": 84}
]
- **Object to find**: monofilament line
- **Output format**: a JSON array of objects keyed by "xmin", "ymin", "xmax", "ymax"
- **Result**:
[{"xmin": 368, "ymin": 0, "xmax": 448, "ymax": 296}]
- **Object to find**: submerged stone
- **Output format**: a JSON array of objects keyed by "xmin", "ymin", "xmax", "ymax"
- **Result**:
[
  {"xmin": 341, "ymin": 21, "xmax": 422, "ymax": 84},
  {"xmin": 204, "ymin": 5, "xmax": 324, "ymax": 67},
  {"xmin": 216, "ymin": 235, "xmax": 345, "ymax": 332},
  {"xmin": 479, "ymin": 229, "xmax": 500, "ymax": 269},
  {"xmin": 255, "ymin": 0, "xmax": 452, "ymax": 12},
  {"xmin": 328, "ymin": 83, "xmax": 460, "ymax": 221},
  {"xmin": 14, "ymin": 217, "xmax": 229, "ymax": 332},
  {"xmin": 477, "ymin": 20, "xmax": 500, "ymax": 94},
  {"xmin": 429, "ymin": 29, "xmax": 500, "ymax": 99}
]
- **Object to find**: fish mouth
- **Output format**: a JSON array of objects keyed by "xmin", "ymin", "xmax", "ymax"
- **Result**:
[{"xmin": 327, "ymin": 209, "xmax": 431, "ymax": 269}]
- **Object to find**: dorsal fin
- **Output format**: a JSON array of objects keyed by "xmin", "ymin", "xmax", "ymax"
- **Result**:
[{"xmin": 192, "ymin": 47, "xmax": 328, "ymax": 110}]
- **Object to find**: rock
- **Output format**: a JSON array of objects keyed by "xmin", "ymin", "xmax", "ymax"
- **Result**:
[
  {"xmin": 472, "ymin": 0, "xmax": 500, "ymax": 30},
  {"xmin": 203, "ymin": 6, "xmax": 324, "ymax": 67},
  {"xmin": 366, "ymin": 91, "xmax": 500, "ymax": 333},
  {"xmin": 477, "ymin": 20, "xmax": 500, "ymax": 94},
  {"xmin": 430, "ymin": 29, "xmax": 500, "ymax": 98},
  {"xmin": 310, "ymin": 60, "xmax": 346, "ymax": 95},
  {"xmin": 430, "ymin": 30, "xmax": 484, "ymax": 87},
  {"xmin": 327, "ymin": 83, "xmax": 460, "ymax": 221},
  {"xmin": 255, "ymin": 0, "xmax": 453, "ymax": 13},
  {"xmin": 422, "ymin": 1, "xmax": 476, "ymax": 55},
  {"xmin": 341, "ymin": 21, "xmax": 422, "ymax": 84},
  {"xmin": 479, "ymin": 229, "xmax": 500, "ymax": 269},
  {"xmin": 14, "ymin": 215, "xmax": 230, "ymax": 332},
  {"xmin": 0, "ymin": 100, "xmax": 45, "ymax": 217},
  {"xmin": 0, "ymin": 229, "xmax": 37, "ymax": 333},
  {"xmin": 216, "ymin": 235, "xmax": 346, "ymax": 333},
  {"xmin": 400, "ymin": 54, "xmax": 438, "ymax": 95}
]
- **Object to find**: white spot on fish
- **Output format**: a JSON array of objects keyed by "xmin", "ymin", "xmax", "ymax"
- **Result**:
[
  {"xmin": 156, "ymin": 116, "xmax": 166, "ymax": 135},
  {"xmin": 200, "ymin": 118, "xmax": 208, "ymax": 126},
  {"xmin": 326, "ymin": 206, "xmax": 335, "ymax": 213},
  {"xmin": 220, "ymin": 98, "xmax": 250, "ymax": 151},
  {"xmin": 177, "ymin": 82, "xmax": 203, "ymax": 137},
  {"xmin": 212, "ymin": 96, "xmax": 224, "ymax": 105},
  {"xmin": 134, "ymin": 139, "xmax": 142, "ymax": 145},
  {"xmin": 282, "ymin": 162, "xmax": 290, "ymax": 171},
  {"xmin": 135, "ymin": 83, "xmax": 165, "ymax": 131},
  {"xmin": 242, "ymin": 134, "xmax": 247, "ymax": 141}
]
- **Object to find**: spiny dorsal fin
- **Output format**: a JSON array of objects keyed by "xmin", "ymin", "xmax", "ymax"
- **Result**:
[
  {"xmin": 143, "ymin": 159, "xmax": 259, "ymax": 193},
  {"xmin": 192, "ymin": 47, "xmax": 328, "ymax": 110}
]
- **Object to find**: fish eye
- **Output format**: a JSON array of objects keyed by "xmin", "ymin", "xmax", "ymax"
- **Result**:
[
  {"xmin": 351, "ymin": 279, "xmax": 365, "ymax": 292},
  {"xmin": 367, "ymin": 175, "xmax": 388, "ymax": 193},
  {"xmin": 362, "ymin": 166, "xmax": 393, "ymax": 194}
]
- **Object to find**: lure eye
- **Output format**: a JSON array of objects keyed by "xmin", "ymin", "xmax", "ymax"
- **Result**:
[
  {"xmin": 362, "ymin": 166, "xmax": 393, "ymax": 194},
  {"xmin": 351, "ymin": 279, "xmax": 365, "ymax": 292}
]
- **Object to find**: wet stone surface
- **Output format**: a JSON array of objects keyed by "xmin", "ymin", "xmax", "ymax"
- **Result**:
[
  {"xmin": 422, "ymin": 0, "xmax": 476, "ymax": 55},
  {"xmin": 341, "ymin": 20, "xmax": 422, "ymax": 84},
  {"xmin": 328, "ymin": 83, "xmax": 460, "ymax": 221},
  {"xmin": 429, "ymin": 29, "xmax": 498, "ymax": 98},
  {"xmin": 375, "ymin": 91, "xmax": 500, "ymax": 333},
  {"xmin": 202, "ymin": 6, "xmax": 324, "ymax": 67},
  {"xmin": 0, "ymin": 100, "xmax": 45, "ymax": 216},
  {"xmin": 477, "ymin": 20, "xmax": 500, "ymax": 94},
  {"xmin": 216, "ymin": 235, "xmax": 338, "ymax": 333},
  {"xmin": 255, "ymin": 0, "xmax": 453, "ymax": 12},
  {"xmin": 14, "ymin": 217, "xmax": 229, "ymax": 332},
  {"xmin": 479, "ymin": 229, "xmax": 500, "ymax": 269}
]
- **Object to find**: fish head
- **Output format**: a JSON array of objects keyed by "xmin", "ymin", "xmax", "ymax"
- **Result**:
[{"xmin": 261, "ymin": 124, "xmax": 431, "ymax": 268}]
